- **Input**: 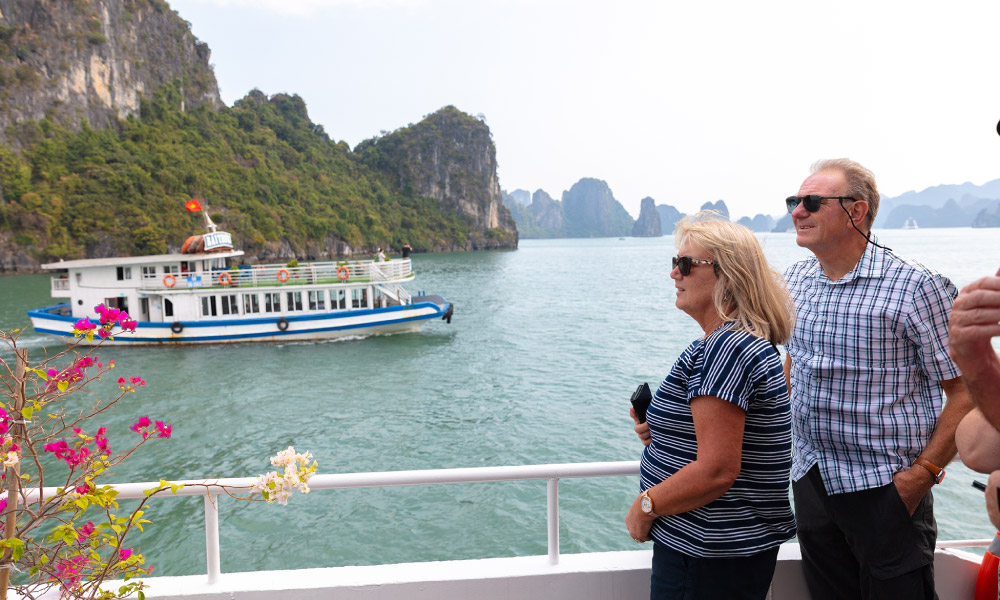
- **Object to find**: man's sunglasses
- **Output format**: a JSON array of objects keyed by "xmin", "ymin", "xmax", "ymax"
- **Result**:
[
  {"xmin": 671, "ymin": 255, "xmax": 717, "ymax": 276},
  {"xmin": 785, "ymin": 195, "xmax": 857, "ymax": 214}
]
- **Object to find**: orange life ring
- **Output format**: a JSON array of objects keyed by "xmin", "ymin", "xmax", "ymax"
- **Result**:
[
  {"xmin": 276, "ymin": 269, "xmax": 290, "ymax": 282},
  {"xmin": 337, "ymin": 266, "xmax": 350, "ymax": 281},
  {"xmin": 163, "ymin": 274, "xmax": 176, "ymax": 288},
  {"xmin": 218, "ymin": 272, "xmax": 232, "ymax": 286}
]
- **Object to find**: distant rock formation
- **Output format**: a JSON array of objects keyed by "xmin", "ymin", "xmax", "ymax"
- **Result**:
[
  {"xmin": 737, "ymin": 214, "xmax": 776, "ymax": 232},
  {"xmin": 772, "ymin": 214, "xmax": 793, "ymax": 232},
  {"xmin": 700, "ymin": 200, "xmax": 730, "ymax": 219},
  {"xmin": 503, "ymin": 189, "xmax": 532, "ymax": 206},
  {"xmin": 532, "ymin": 189, "xmax": 564, "ymax": 234},
  {"xmin": 880, "ymin": 197, "xmax": 1000, "ymax": 229},
  {"xmin": 631, "ymin": 197, "xmax": 662, "ymax": 237},
  {"xmin": 973, "ymin": 205, "xmax": 1000, "ymax": 227},
  {"xmin": 0, "ymin": 0, "xmax": 222, "ymax": 149},
  {"xmin": 365, "ymin": 106, "xmax": 517, "ymax": 249},
  {"xmin": 562, "ymin": 178, "xmax": 633, "ymax": 238},
  {"xmin": 506, "ymin": 178, "xmax": 635, "ymax": 238},
  {"xmin": 656, "ymin": 204, "xmax": 685, "ymax": 234}
]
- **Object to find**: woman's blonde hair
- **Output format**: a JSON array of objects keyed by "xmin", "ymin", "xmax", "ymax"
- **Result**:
[{"xmin": 674, "ymin": 211, "xmax": 794, "ymax": 344}]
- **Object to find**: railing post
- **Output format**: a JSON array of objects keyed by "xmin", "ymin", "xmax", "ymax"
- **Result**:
[
  {"xmin": 205, "ymin": 493, "xmax": 221, "ymax": 584},
  {"xmin": 547, "ymin": 478, "xmax": 559, "ymax": 565}
]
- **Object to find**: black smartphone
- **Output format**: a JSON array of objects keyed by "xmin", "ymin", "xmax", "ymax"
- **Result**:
[{"xmin": 630, "ymin": 382, "xmax": 652, "ymax": 424}]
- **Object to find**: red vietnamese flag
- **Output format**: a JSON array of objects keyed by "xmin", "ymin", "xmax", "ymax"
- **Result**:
[{"xmin": 185, "ymin": 199, "xmax": 203, "ymax": 212}]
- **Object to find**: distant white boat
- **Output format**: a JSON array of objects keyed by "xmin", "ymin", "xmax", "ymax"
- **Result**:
[
  {"xmin": 28, "ymin": 226, "xmax": 452, "ymax": 345},
  {"xmin": 902, "ymin": 217, "xmax": 919, "ymax": 230}
]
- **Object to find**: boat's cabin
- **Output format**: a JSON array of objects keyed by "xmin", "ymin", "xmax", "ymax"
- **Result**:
[{"xmin": 43, "ymin": 242, "xmax": 414, "ymax": 324}]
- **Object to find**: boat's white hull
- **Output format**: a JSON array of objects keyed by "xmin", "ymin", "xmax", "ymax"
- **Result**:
[{"xmin": 27, "ymin": 301, "xmax": 450, "ymax": 345}]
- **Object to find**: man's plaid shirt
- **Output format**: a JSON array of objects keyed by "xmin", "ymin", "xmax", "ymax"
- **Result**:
[{"xmin": 784, "ymin": 241, "xmax": 959, "ymax": 494}]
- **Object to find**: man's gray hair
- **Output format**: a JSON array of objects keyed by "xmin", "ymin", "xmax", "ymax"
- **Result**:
[{"xmin": 811, "ymin": 158, "xmax": 880, "ymax": 230}]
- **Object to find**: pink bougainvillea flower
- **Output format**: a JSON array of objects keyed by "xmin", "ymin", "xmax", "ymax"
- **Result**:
[
  {"xmin": 119, "ymin": 548, "xmax": 132, "ymax": 561},
  {"xmin": 97, "ymin": 328, "xmax": 112, "ymax": 340},
  {"xmin": 75, "ymin": 356, "xmax": 96, "ymax": 369},
  {"xmin": 75, "ymin": 484, "xmax": 92, "ymax": 495},
  {"xmin": 73, "ymin": 318, "xmax": 97, "ymax": 332},
  {"xmin": 154, "ymin": 421, "xmax": 172, "ymax": 439},
  {"xmin": 95, "ymin": 427, "xmax": 111, "ymax": 455},
  {"xmin": 130, "ymin": 376, "xmax": 146, "ymax": 387},
  {"xmin": 77, "ymin": 521, "xmax": 95, "ymax": 542}
]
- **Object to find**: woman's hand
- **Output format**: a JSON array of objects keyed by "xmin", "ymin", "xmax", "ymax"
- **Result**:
[
  {"xmin": 625, "ymin": 493, "xmax": 656, "ymax": 542},
  {"xmin": 630, "ymin": 407, "xmax": 651, "ymax": 446}
]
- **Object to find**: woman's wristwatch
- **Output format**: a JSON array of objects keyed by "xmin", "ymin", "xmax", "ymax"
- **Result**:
[{"xmin": 639, "ymin": 490, "xmax": 660, "ymax": 517}]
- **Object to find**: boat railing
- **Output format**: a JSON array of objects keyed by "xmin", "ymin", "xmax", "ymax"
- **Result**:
[
  {"xmin": 0, "ymin": 461, "xmax": 991, "ymax": 587},
  {"xmin": 139, "ymin": 259, "xmax": 413, "ymax": 291}
]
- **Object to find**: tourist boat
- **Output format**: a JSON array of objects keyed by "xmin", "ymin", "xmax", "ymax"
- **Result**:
[
  {"xmin": 27, "ymin": 222, "xmax": 453, "ymax": 345},
  {"xmin": 902, "ymin": 216, "xmax": 920, "ymax": 229}
]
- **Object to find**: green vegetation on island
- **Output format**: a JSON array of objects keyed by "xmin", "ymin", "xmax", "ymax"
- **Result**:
[{"xmin": 0, "ymin": 84, "xmax": 490, "ymax": 264}]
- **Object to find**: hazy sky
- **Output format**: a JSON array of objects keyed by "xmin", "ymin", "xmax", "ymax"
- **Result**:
[{"xmin": 168, "ymin": 0, "xmax": 1000, "ymax": 220}]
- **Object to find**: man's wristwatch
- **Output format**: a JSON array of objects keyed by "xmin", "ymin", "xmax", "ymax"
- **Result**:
[
  {"xmin": 639, "ymin": 490, "xmax": 659, "ymax": 517},
  {"xmin": 913, "ymin": 457, "xmax": 945, "ymax": 484}
]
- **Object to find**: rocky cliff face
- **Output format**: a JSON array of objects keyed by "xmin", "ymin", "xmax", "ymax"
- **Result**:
[
  {"xmin": 656, "ymin": 204, "xmax": 684, "ymax": 234},
  {"xmin": 700, "ymin": 200, "xmax": 730, "ymax": 219},
  {"xmin": 531, "ymin": 189, "xmax": 563, "ymax": 233},
  {"xmin": 364, "ymin": 106, "xmax": 517, "ymax": 250},
  {"xmin": 562, "ymin": 178, "xmax": 633, "ymax": 238},
  {"xmin": 631, "ymin": 197, "xmax": 661, "ymax": 237},
  {"xmin": 737, "ymin": 214, "xmax": 776, "ymax": 232},
  {"xmin": 0, "ymin": 0, "xmax": 220, "ymax": 149}
]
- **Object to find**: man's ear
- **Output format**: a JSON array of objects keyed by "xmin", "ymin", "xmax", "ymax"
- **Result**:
[{"xmin": 852, "ymin": 200, "xmax": 870, "ymax": 227}]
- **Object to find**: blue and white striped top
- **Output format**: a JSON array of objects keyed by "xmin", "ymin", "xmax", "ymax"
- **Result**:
[
  {"xmin": 639, "ymin": 324, "xmax": 796, "ymax": 557},
  {"xmin": 784, "ymin": 243, "xmax": 959, "ymax": 494}
]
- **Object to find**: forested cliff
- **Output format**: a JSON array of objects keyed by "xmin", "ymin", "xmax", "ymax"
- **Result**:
[{"xmin": 0, "ymin": 0, "xmax": 516, "ymax": 271}]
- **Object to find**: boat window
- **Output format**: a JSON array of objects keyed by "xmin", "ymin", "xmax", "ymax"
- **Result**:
[
  {"xmin": 103, "ymin": 297, "xmax": 129, "ymax": 314},
  {"xmin": 181, "ymin": 261, "xmax": 193, "ymax": 274},
  {"xmin": 308, "ymin": 290, "xmax": 325, "ymax": 311},
  {"xmin": 116, "ymin": 267, "xmax": 132, "ymax": 281},
  {"xmin": 286, "ymin": 291, "xmax": 303, "ymax": 312},
  {"xmin": 330, "ymin": 289, "xmax": 346, "ymax": 310},
  {"xmin": 244, "ymin": 294, "xmax": 260, "ymax": 314},
  {"xmin": 141, "ymin": 266, "xmax": 157, "ymax": 280},
  {"xmin": 164, "ymin": 265, "xmax": 179, "ymax": 275},
  {"xmin": 220, "ymin": 295, "xmax": 238, "ymax": 316},
  {"xmin": 201, "ymin": 296, "xmax": 218, "ymax": 317},
  {"xmin": 351, "ymin": 288, "xmax": 368, "ymax": 309},
  {"xmin": 164, "ymin": 298, "xmax": 174, "ymax": 318},
  {"xmin": 264, "ymin": 293, "xmax": 281, "ymax": 313}
]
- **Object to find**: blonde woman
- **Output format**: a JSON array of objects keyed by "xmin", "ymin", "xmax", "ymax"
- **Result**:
[{"xmin": 626, "ymin": 212, "xmax": 795, "ymax": 600}]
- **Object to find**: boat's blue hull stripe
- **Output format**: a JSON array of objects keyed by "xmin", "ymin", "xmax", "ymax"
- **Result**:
[{"xmin": 27, "ymin": 302, "xmax": 449, "ymax": 343}]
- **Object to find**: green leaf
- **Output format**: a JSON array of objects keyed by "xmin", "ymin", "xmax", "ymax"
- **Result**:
[{"xmin": 56, "ymin": 380, "xmax": 68, "ymax": 392}]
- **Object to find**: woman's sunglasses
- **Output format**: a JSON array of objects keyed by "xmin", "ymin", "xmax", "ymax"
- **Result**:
[
  {"xmin": 671, "ymin": 255, "xmax": 717, "ymax": 276},
  {"xmin": 785, "ymin": 195, "xmax": 857, "ymax": 214}
]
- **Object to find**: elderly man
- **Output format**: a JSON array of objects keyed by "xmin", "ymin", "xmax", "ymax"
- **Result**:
[
  {"xmin": 782, "ymin": 158, "xmax": 972, "ymax": 599},
  {"xmin": 952, "ymin": 268, "xmax": 1000, "ymax": 528}
]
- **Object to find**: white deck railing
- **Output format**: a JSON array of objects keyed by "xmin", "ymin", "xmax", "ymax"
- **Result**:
[
  {"xmin": 129, "ymin": 259, "xmax": 413, "ymax": 291},
  {"xmin": 3, "ymin": 461, "xmax": 992, "ymax": 587}
]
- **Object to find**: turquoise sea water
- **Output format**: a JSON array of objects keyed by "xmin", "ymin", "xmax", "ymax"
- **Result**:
[{"xmin": 0, "ymin": 229, "xmax": 998, "ymax": 576}]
